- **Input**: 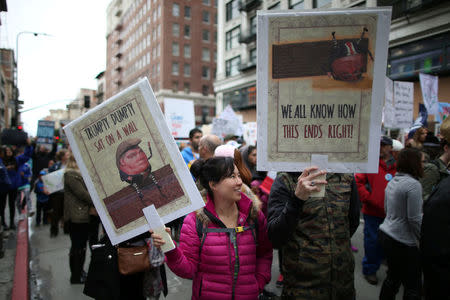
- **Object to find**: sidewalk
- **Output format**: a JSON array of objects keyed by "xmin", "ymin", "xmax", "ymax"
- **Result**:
[{"xmin": 0, "ymin": 225, "xmax": 17, "ymax": 300}]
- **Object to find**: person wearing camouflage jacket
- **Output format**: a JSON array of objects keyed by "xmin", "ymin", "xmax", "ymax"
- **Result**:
[
  {"xmin": 420, "ymin": 138, "xmax": 450, "ymax": 201},
  {"xmin": 267, "ymin": 167, "xmax": 360, "ymax": 299}
]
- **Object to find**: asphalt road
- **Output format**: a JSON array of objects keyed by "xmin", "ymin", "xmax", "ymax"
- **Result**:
[{"xmin": 24, "ymin": 191, "xmax": 403, "ymax": 300}]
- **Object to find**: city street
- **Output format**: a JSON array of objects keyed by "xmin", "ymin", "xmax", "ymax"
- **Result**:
[{"xmin": 21, "ymin": 192, "xmax": 402, "ymax": 300}]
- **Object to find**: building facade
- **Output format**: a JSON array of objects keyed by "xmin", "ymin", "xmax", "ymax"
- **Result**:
[
  {"xmin": 0, "ymin": 49, "xmax": 18, "ymax": 129},
  {"xmin": 105, "ymin": 0, "xmax": 217, "ymax": 127},
  {"xmin": 66, "ymin": 88, "xmax": 98, "ymax": 121},
  {"xmin": 214, "ymin": 0, "xmax": 377, "ymax": 122},
  {"xmin": 95, "ymin": 70, "xmax": 106, "ymax": 105},
  {"xmin": 215, "ymin": 0, "xmax": 449, "ymax": 125},
  {"xmin": 380, "ymin": 0, "xmax": 450, "ymax": 125}
]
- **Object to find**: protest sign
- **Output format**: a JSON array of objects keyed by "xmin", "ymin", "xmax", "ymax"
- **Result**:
[
  {"xmin": 64, "ymin": 78, "xmax": 204, "ymax": 245},
  {"xmin": 257, "ymin": 8, "xmax": 391, "ymax": 173},
  {"xmin": 42, "ymin": 169, "xmax": 65, "ymax": 194},
  {"xmin": 211, "ymin": 105, "xmax": 244, "ymax": 138},
  {"xmin": 37, "ymin": 120, "xmax": 55, "ymax": 148},
  {"xmin": 164, "ymin": 98, "xmax": 195, "ymax": 138},
  {"xmin": 393, "ymin": 81, "xmax": 414, "ymax": 129},
  {"xmin": 419, "ymin": 73, "xmax": 439, "ymax": 115},
  {"xmin": 243, "ymin": 122, "xmax": 257, "ymax": 146},
  {"xmin": 435, "ymin": 102, "xmax": 450, "ymax": 124},
  {"xmin": 383, "ymin": 77, "xmax": 396, "ymax": 128}
]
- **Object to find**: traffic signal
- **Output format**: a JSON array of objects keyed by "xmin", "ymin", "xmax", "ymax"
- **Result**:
[{"xmin": 17, "ymin": 125, "xmax": 23, "ymax": 131}]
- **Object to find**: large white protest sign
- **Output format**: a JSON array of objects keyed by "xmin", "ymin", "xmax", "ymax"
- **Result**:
[
  {"xmin": 42, "ymin": 169, "xmax": 65, "ymax": 194},
  {"xmin": 243, "ymin": 122, "xmax": 257, "ymax": 146},
  {"xmin": 211, "ymin": 105, "xmax": 244, "ymax": 138},
  {"xmin": 257, "ymin": 8, "xmax": 391, "ymax": 173},
  {"xmin": 164, "ymin": 98, "xmax": 195, "ymax": 138},
  {"xmin": 419, "ymin": 73, "xmax": 439, "ymax": 115},
  {"xmin": 383, "ymin": 77, "xmax": 395, "ymax": 128},
  {"xmin": 64, "ymin": 78, "xmax": 204, "ymax": 245},
  {"xmin": 393, "ymin": 81, "xmax": 414, "ymax": 129}
]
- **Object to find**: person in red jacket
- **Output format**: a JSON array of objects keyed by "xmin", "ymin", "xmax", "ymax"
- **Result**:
[{"xmin": 356, "ymin": 136, "xmax": 396, "ymax": 285}]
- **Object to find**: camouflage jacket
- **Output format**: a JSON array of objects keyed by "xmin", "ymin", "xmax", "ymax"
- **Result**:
[
  {"xmin": 420, "ymin": 158, "xmax": 449, "ymax": 202},
  {"xmin": 267, "ymin": 172, "xmax": 359, "ymax": 300}
]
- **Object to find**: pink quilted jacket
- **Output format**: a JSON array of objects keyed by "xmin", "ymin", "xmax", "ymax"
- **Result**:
[{"xmin": 165, "ymin": 193, "xmax": 273, "ymax": 300}]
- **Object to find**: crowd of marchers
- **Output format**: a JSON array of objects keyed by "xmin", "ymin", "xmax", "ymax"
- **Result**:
[{"xmin": 0, "ymin": 117, "xmax": 449, "ymax": 300}]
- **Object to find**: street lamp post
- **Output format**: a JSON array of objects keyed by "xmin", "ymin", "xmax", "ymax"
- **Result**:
[{"xmin": 14, "ymin": 31, "xmax": 52, "ymax": 127}]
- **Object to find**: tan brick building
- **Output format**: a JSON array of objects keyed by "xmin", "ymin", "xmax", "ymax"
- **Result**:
[{"xmin": 105, "ymin": 0, "xmax": 217, "ymax": 127}]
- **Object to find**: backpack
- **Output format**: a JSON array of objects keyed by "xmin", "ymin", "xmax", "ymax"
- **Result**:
[{"xmin": 195, "ymin": 208, "xmax": 259, "ymax": 256}]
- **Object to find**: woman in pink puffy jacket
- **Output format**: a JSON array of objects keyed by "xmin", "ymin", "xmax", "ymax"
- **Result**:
[{"xmin": 152, "ymin": 156, "xmax": 272, "ymax": 300}]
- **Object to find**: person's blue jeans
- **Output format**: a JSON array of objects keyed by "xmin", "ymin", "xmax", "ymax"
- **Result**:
[{"xmin": 362, "ymin": 214, "xmax": 384, "ymax": 275}]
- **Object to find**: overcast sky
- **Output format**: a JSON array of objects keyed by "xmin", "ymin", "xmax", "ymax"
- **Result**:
[{"xmin": 1, "ymin": 0, "xmax": 110, "ymax": 135}]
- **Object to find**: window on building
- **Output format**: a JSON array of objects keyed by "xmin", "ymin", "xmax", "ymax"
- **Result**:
[
  {"xmin": 184, "ymin": 25, "xmax": 190, "ymax": 38},
  {"xmin": 157, "ymin": 62, "xmax": 160, "ymax": 73},
  {"xmin": 172, "ymin": 62, "xmax": 179, "ymax": 75},
  {"xmin": 184, "ymin": 6, "xmax": 191, "ymax": 18},
  {"xmin": 213, "ymin": 68, "xmax": 216, "ymax": 79},
  {"xmin": 250, "ymin": 48, "xmax": 257, "ymax": 63},
  {"xmin": 184, "ymin": 44, "xmax": 191, "ymax": 57},
  {"xmin": 214, "ymin": 51, "xmax": 217, "ymax": 62},
  {"xmin": 214, "ymin": 31, "xmax": 217, "ymax": 43},
  {"xmin": 250, "ymin": 16, "xmax": 257, "ymax": 35},
  {"xmin": 214, "ymin": 0, "xmax": 218, "ymax": 7},
  {"xmin": 202, "ymin": 11, "xmax": 210, "ymax": 23},
  {"xmin": 202, "ymin": 0, "xmax": 210, "ymax": 5},
  {"xmin": 172, "ymin": 81, "xmax": 179, "ymax": 92},
  {"xmin": 214, "ymin": 13, "xmax": 217, "ymax": 25},
  {"xmin": 202, "ymin": 48, "xmax": 210, "ymax": 61},
  {"xmin": 225, "ymin": 56, "xmax": 241, "ymax": 77},
  {"xmin": 269, "ymin": 2, "xmax": 281, "ymax": 10},
  {"xmin": 172, "ymin": 23, "xmax": 180, "ymax": 37},
  {"xmin": 184, "ymin": 63, "xmax": 191, "ymax": 76},
  {"xmin": 184, "ymin": 82, "xmax": 190, "ymax": 94},
  {"xmin": 225, "ymin": 26, "xmax": 240, "ymax": 50},
  {"xmin": 202, "ymin": 29, "xmax": 210, "ymax": 41},
  {"xmin": 202, "ymin": 85, "xmax": 209, "ymax": 96},
  {"xmin": 156, "ymin": 43, "xmax": 160, "ymax": 56},
  {"xmin": 173, "ymin": 3, "xmax": 180, "ymax": 16},
  {"xmin": 289, "ymin": 0, "xmax": 304, "ymax": 9},
  {"xmin": 172, "ymin": 42, "xmax": 180, "ymax": 56},
  {"xmin": 84, "ymin": 96, "xmax": 91, "ymax": 108},
  {"xmin": 226, "ymin": 0, "xmax": 239, "ymax": 21},
  {"xmin": 313, "ymin": 0, "xmax": 331, "ymax": 8},
  {"xmin": 202, "ymin": 66, "xmax": 210, "ymax": 79}
]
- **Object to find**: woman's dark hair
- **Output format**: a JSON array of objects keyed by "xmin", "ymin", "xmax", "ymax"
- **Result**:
[
  {"xmin": 247, "ymin": 145, "xmax": 256, "ymax": 157},
  {"xmin": 4, "ymin": 145, "xmax": 15, "ymax": 158},
  {"xmin": 190, "ymin": 157, "xmax": 235, "ymax": 196},
  {"xmin": 396, "ymin": 148, "xmax": 424, "ymax": 179}
]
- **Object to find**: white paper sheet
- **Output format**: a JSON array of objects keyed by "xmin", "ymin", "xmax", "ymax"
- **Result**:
[{"xmin": 142, "ymin": 205, "xmax": 175, "ymax": 253}]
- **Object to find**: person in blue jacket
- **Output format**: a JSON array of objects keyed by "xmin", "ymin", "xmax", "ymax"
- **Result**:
[
  {"xmin": 17, "ymin": 159, "xmax": 32, "ymax": 215},
  {"xmin": 0, "ymin": 140, "xmax": 33, "ymax": 229}
]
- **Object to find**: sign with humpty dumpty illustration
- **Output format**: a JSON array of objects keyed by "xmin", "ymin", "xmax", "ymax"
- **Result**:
[{"xmin": 64, "ymin": 78, "xmax": 204, "ymax": 245}]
